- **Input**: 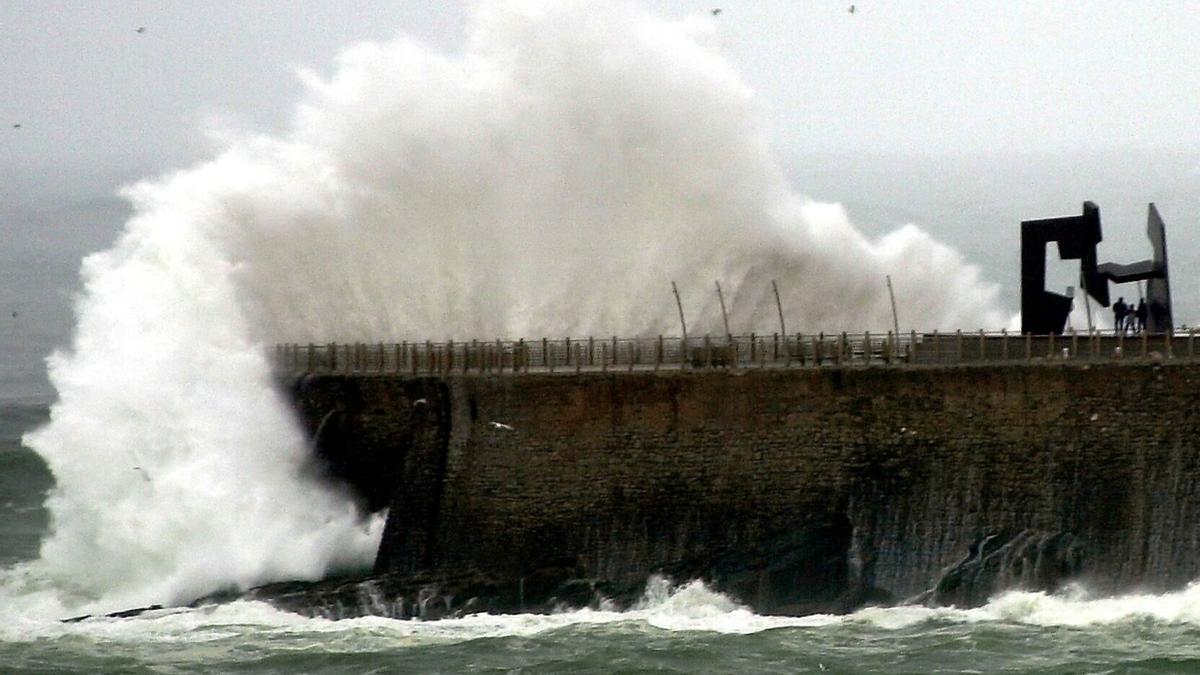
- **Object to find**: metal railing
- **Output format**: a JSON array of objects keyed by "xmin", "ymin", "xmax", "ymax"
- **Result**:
[{"xmin": 272, "ymin": 329, "xmax": 1200, "ymax": 376}]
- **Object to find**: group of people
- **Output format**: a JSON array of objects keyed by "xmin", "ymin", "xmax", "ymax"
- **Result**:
[{"xmin": 1112, "ymin": 297, "xmax": 1149, "ymax": 335}]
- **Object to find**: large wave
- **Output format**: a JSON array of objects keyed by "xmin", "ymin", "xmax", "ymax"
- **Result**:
[{"xmin": 19, "ymin": 0, "xmax": 1002, "ymax": 613}]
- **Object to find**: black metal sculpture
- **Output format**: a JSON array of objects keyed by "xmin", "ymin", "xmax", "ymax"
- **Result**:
[{"xmin": 1020, "ymin": 202, "xmax": 1172, "ymax": 334}]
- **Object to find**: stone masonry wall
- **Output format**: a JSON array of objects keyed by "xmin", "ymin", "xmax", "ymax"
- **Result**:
[{"xmin": 290, "ymin": 361, "xmax": 1200, "ymax": 611}]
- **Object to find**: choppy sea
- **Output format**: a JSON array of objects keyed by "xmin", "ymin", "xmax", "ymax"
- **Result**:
[{"xmin": 6, "ymin": 401, "xmax": 1200, "ymax": 674}]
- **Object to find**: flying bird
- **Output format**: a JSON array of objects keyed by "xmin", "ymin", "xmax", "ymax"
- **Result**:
[
  {"xmin": 490, "ymin": 421, "xmax": 515, "ymax": 431},
  {"xmin": 711, "ymin": 8, "xmax": 721, "ymax": 15},
  {"xmin": 848, "ymin": 4, "xmax": 856, "ymax": 13},
  {"xmin": 135, "ymin": 27, "xmax": 146, "ymax": 34},
  {"xmin": 11, "ymin": 123, "xmax": 20, "ymax": 129}
]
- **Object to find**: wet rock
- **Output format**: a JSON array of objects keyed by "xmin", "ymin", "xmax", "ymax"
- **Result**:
[{"xmin": 918, "ymin": 530, "xmax": 1084, "ymax": 607}]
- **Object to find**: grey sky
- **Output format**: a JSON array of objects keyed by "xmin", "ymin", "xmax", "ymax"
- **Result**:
[
  {"xmin": 4, "ymin": 1, "xmax": 1199, "ymax": 193},
  {"xmin": 3, "ymin": 1, "xmax": 1200, "ymax": 399}
]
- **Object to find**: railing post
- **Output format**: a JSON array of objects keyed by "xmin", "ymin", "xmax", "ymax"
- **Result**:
[
  {"xmin": 864, "ymin": 331, "xmax": 871, "ymax": 365},
  {"xmin": 1190, "ymin": 329, "xmax": 1195, "ymax": 359},
  {"xmin": 979, "ymin": 329, "xmax": 985, "ymax": 360},
  {"xmin": 601, "ymin": 342, "xmax": 608, "ymax": 372},
  {"xmin": 704, "ymin": 334, "xmax": 712, "ymax": 369},
  {"xmin": 910, "ymin": 330, "xmax": 917, "ymax": 364},
  {"xmin": 785, "ymin": 333, "xmax": 792, "ymax": 367},
  {"xmin": 773, "ymin": 333, "xmax": 779, "ymax": 362},
  {"xmin": 628, "ymin": 341, "xmax": 636, "ymax": 372},
  {"xmin": 1001, "ymin": 329, "xmax": 1008, "ymax": 360},
  {"xmin": 588, "ymin": 336, "xmax": 595, "ymax": 367},
  {"xmin": 813, "ymin": 334, "xmax": 821, "ymax": 366},
  {"xmin": 575, "ymin": 344, "xmax": 582, "ymax": 374},
  {"xmin": 411, "ymin": 342, "xmax": 418, "ymax": 376},
  {"xmin": 750, "ymin": 332, "xmax": 756, "ymax": 363},
  {"xmin": 542, "ymin": 338, "xmax": 549, "ymax": 369},
  {"xmin": 425, "ymin": 341, "xmax": 432, "ymax": 374},
  {"xmin": 655, "ymin": 335, "xmax": 663, "ymax": 372},
  {"xmin": 836, "ymin": 333, "xmax": 845, "ymax": 366}
]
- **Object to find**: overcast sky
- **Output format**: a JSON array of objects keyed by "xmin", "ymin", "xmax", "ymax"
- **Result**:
[
  {"xmin": 4, "ymin": 1, "xmax": 1199, "ymax": 195},
  {"xmin": 3, "ymin": 1, "xmax": 1200, "ymax": 398}
]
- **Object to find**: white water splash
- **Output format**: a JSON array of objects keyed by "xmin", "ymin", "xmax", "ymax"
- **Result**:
[
  {"xmin": 18, "ymin": 0, "xmax": 1003, "ymax": 613},
  {"xmin": 10, "ymin": 577, "xmax": 1200, "ymax": 649}
]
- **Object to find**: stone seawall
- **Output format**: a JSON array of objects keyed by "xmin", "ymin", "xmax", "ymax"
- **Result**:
[{"xmin": 286, "ymin": 361, "xmax": 1200, "ymax": 615}]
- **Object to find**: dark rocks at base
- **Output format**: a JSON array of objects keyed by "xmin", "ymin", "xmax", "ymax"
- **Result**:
[
  {"xmin": 203, "ymin": 566, "xmax": 644, "ymax": 621},
  {"xmin": 206, "ymin": 516, "xmax": 893, "ymax": 620},
  {"xmin": 198, "ymin": 527, "xmax": 1088, "ymax": 621},
  {"xmin": 915, "ymin": 530, "xmax": 1085, "ymax": 607},
  {"xmin": 61, "ymin": 604, "xmax": 164, "ymax": 623}
]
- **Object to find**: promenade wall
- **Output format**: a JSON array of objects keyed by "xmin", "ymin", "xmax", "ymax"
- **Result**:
[{"xmin": 287, "ymin": 360, "xmax": 1200, "ymax": 612}]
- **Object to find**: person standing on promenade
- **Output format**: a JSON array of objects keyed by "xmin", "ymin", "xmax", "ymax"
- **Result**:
[{"xmin": 1113, "ymin": 297, "xmax": 1128, "ymax": 335}]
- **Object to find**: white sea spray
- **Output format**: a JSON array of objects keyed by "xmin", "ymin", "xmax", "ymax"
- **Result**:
[{"xmin": 18, "ymin": 0, "xmax": 1003, "ymax": 614}]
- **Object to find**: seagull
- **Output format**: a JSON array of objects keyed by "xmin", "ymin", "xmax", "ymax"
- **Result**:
[
  {"xmin": 711, "ymin": 8, "xmax": 721, "ymax": 15},
  {"xmin": 848, "ymin": 4, "xmax": 856, "ymax": 13},
  {"xmin": 489, "ymin": 421, "xmax": 514, "ymax": 431},
  {"xmin": 135, "ymin": 27, "xmax": 146, "ymax": 34},
  {"xmin": 11, "ymin": 123, "xmax": 20, "ymax": 129},
  {"xmin": 10, "ymin": 311, "xmax": 16, "ymax": 318}
]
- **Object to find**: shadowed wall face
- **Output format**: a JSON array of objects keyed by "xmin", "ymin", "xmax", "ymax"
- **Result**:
[{"xmin": 294, "ymin": 363, "xmax": 1200, "ymax": 613}]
